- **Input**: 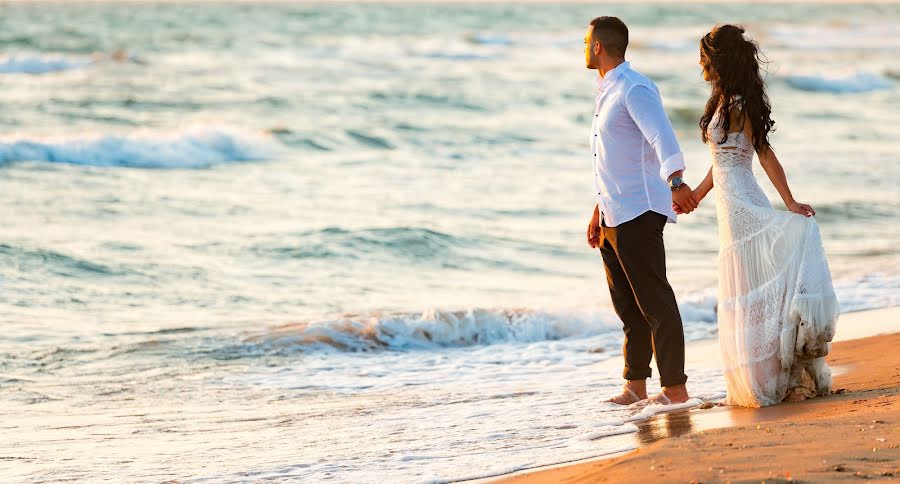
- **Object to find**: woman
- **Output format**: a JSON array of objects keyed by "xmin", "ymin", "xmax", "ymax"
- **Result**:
[{"xmin": 684, "ymin": 25, "xmax": 839, "ymax": 407}]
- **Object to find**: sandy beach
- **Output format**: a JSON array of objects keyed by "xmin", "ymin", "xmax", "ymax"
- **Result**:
[{"xmin": 500, "ymin": 307, "xmax": 900, "ymax": 483}]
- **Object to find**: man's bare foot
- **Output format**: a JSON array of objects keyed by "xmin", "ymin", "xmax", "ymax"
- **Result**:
[
  {"xmin": 645, "ymin": 383, "xmax": 690, "ymax": 405},
  {"xmin": 606, "ymin": 380, "xmax": 648, "ymax": 405}
]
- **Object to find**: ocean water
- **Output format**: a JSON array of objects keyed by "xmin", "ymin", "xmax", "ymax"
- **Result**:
[{"xmin": 1, "ymin": 2, "xmax": 898, "ymax": 482}]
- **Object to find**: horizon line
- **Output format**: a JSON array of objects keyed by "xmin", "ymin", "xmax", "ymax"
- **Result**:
[{"xmin": 2, "ymin": 0, "xmax": 899, "ymax": 4}]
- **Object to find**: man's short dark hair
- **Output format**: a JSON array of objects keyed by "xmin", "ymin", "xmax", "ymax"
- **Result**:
[{"xmin": 590, "ymin": 16, "xmax": 628, "ymax": 58}]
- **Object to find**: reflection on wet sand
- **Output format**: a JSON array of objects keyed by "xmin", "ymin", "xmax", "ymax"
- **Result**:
[
  {"xmin": 632, "ymin": 382, "xmax": 857, "ymax": 446},
  {"xmin": 634, "ymin": 409, "xmax": 695, "ymax": 444}
]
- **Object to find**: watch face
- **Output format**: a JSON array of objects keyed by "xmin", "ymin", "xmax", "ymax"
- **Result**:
[{"xmin": 671, "ymin": 177, "xmax": 683, "ymax": 187}]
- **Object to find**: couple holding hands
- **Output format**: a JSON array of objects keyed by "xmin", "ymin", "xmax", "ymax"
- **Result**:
[{"xmin": 582, "ymin": 17, "xmax": 838, "ymax": 408}]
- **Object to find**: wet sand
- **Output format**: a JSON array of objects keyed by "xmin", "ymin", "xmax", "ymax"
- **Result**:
[{"xmin": 499, "ymin": 307, "xmax": 900, "ymax": 483}]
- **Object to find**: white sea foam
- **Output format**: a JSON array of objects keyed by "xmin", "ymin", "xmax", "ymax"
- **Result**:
[
  {"xmin": 834, "ymin": 273, "xmax": 900, "ymax": 312},
  {"xmin": 202, "ymin": 316, "xmax": 740, "ymax": 483},
  {"xmin": 623, "ymin": 398, "xmax": 705, "ymax": 422},
  {"xmin": 0, "ymin": 128, "xmax": 275, "ymax": 168},
  {"xmin": 784, "ymin": 71, "xmax": 893, "ymax": 94},
  {"xmin": 246, "ymin": 307, "xmax": 616, "ymax": 352},
  {"xmin": 579, "ymin": 423, "xmax": 639, "ymax": 441},
  {"xmin": 234, "ymin": 274, "xmax": 896, "ymax": 357},
  {"xmin": 242, "ymin": 299, "xmax": 718, "ymax": 354}
]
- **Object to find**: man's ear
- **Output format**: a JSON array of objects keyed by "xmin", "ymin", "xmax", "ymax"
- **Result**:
[{"xmin": 593, "ymin": 41, "xmax": 602, "ymax": 56}]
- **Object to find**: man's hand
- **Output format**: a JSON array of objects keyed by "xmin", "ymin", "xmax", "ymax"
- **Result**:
[
  {"xmin": 671, "ymin": 184, "xmax": 700, "ymax": 214},
  {"xmin": 587, "ymin": 204, "xmax": 601, "ymax": 248},
  {"xmin": 674, "ymin": 187, "xmax": 707, "ymax": 215}
]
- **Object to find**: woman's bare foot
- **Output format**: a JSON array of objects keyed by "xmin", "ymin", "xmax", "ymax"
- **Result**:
[
  {"xmin": 783, "ymin": 388, "xmax": 811, "ymax": 403},
  {"xmin": 784, "ymin": 367, "xmax": 818, "ymax": 403}
]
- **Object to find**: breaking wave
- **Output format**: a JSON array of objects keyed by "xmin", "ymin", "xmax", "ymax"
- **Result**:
[{"xmin": 0, "ymin": 128, "xmax": 275, "ymax": 168}]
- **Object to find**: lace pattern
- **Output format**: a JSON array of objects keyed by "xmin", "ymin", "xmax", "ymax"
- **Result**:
[{"xmin": 709, "ymin": 107, "xmax": 839, "ymax": 408}]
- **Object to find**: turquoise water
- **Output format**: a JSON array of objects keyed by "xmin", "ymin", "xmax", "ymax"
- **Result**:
[{"xmin": 0, "ymin": 3, "xmax": 898, "ymax": 482}]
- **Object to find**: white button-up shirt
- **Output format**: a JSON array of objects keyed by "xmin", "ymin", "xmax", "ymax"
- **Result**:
[{"xmin": 591, "ymin": 61, "xmax": 686, "ymax": 227}]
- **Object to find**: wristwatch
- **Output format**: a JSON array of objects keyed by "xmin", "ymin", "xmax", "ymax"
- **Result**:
[{"xmin": 669, "ymin": 176, "xmax": 685, "ymax": 191}]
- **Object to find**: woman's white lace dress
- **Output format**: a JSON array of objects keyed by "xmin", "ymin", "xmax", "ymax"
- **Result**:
[{"xmin": 709, "ymin": 105, "xmax": 839, "ymax": 407}]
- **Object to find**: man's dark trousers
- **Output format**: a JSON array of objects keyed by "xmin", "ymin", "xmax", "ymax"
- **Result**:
[{"xmin": 599, "ymin": 210, "xmax": 687, "ymax": 387}]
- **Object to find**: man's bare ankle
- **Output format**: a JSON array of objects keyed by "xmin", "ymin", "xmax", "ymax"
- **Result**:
[
  {"xmin": 661, "ymin": 383, "xmax": 689, "ymax": 403},
  {"xmin": 625, "ymin": 380, "xmax": 648, "ymax": 399}
]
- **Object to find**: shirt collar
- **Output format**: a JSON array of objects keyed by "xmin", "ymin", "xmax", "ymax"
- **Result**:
[{"xmin": 596, "ymin": 61, "xmax": 630, "ymax": 91}]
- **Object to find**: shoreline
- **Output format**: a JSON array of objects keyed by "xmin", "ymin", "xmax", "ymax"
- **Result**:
[{"xmin": 494, "ymin": 306, "xmax": 900, "ymax": 483}]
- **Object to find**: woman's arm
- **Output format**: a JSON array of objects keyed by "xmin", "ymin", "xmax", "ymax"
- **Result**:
[
  {"xmin": 675, "ymin": 167, "xmax": 712, "ymax": 215},
  {"xmin": 749, "ymin": 118, "xmax": 816, "ymax": 217},
  {"xmin": 694, "ymin": 167, "xmax": 714, "ymax": 201}
]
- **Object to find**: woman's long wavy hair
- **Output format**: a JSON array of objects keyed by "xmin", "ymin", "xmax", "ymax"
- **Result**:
[{"xmin": 699, "ymin": 25, "xmax": 775, "ymax": 151}]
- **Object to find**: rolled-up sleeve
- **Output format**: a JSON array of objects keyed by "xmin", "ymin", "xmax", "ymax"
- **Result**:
[{"xmin": 623, "ymin": 85, "xmax": 685, "ymax": 180}]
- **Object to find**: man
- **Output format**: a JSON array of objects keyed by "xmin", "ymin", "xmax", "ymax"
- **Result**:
[{"xmin": 583, "ymin": 16, "xmax": 698, "ymax": 405}]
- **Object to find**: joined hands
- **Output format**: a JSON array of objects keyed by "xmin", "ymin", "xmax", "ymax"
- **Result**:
[{"xmin": 672, "ymin": 185, "xmax": 701, "ymax": 215}]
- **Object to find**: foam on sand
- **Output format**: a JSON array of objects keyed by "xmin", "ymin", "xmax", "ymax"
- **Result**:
[
  {"xmin": 579, "ymin": 423, "xmax": 639, "ymax": 441},
  {"xmin": 624, "ymin": 398, "xmax": 705, "ymax": 422}
]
